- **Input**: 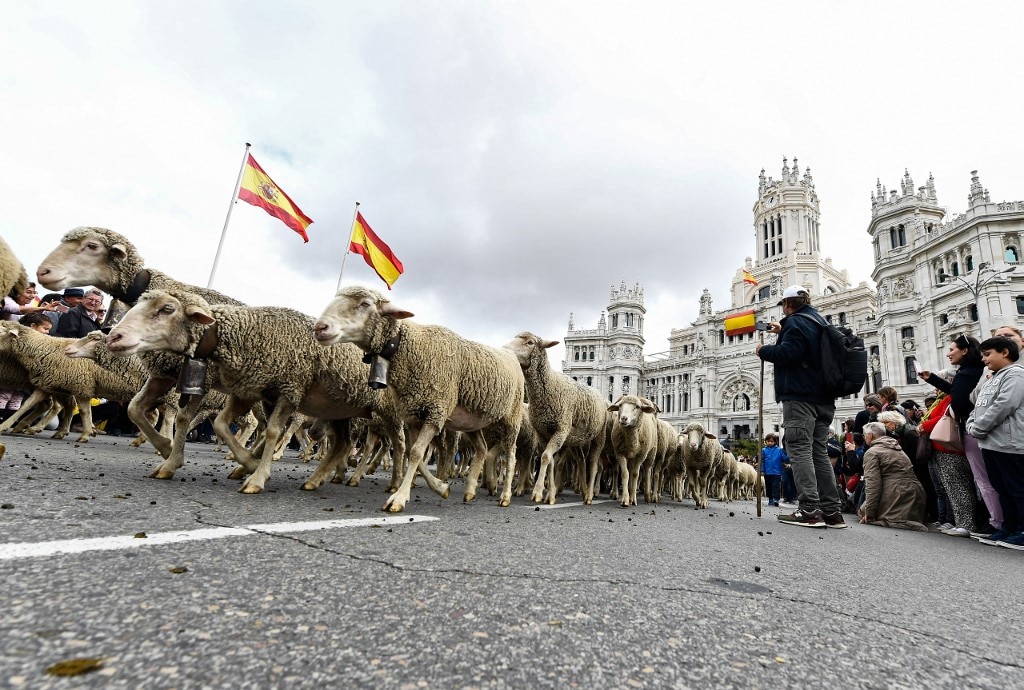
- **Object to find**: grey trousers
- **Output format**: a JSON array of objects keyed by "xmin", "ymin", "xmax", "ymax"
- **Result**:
[{"xmin": 782, "ymin": 400, "xmax": 842, "ymax": 515}]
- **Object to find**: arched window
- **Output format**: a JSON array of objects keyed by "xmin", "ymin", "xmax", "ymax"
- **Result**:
[
  {"xmin": 589, "ymin": 347, "xmax": 595, "ymax": 361},
  {"xmin": 824, "ymin": 285, "xmax": 836, "ymax": 295},
  {"xmin": 758, "ymin": 285, "xmax": 772, "ymax": 301},
  {"xmin": 574, "ymin": 348, "xmax": 579, "ymax": 361},
  {"xmin": 718, "ymin": 329, "xmax": 725, "ymax": 345},
  {"xmin": 838, "ymin": 312, "xmax": 847, "ymax": 325},
  {"xmin": 586, "ymin": 376, "xmax": 592, "ymax": 386},
  {"xmin": 970, "ymin": 304, "xmax": 979, "ymax": 322},
  {"xmin": 966, "ymin": 255, "xmax": 974, "ymax": 272},
  {"xmin": 1007, "ymin": 246, "xmax": 1019, "ymax": 262},
  {"xmin": 733, "ymin": 393, "xmax": 751, "ymax": 411},
  {"xmin": 611, "ymin": 314, "xmax": 618, "ymax": 329},
  {"xmin": 952, "ymin": 262, "xmax": 960, "ymax": 277}
]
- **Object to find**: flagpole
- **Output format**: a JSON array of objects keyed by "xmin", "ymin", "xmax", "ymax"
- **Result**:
[
  {"xmin": 208, "ymin": 142, "xmax": 251, "ymax": 289},
  {"xmin": 335, "ymin": 201, "xmax": 360, "ymax": 295}
]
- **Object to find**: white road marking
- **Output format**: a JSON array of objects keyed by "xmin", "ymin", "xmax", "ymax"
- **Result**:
[
  {"xmin": 537, "ymin": 499, "xmax": 615, "ymax": 510},
  {"xmin": 0, "ymin": 515, "xmax": 439, "ymax": 561}
]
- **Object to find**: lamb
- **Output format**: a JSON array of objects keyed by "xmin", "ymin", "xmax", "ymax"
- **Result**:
[
  {"xmin": 106, "ymin": 289, "xmax": 405, "ymax": 494},
  {"xmin": 680, "ymin": 422, "xmax": 723, "ymax": 509},
  {"xmin": 607, "ymin": 395, "xmax": 658, "ymax": 507},
  {"xmin": 314, "ymin": 285, "xmax": 525, "ymax": 513},
  {"xmin": 35, "ymin": 226, "xmax": 247, "ymax": 458},
  {"xmin": 504, "ymin": 333, "xmax": 607, "ymax": 505},
  {"xmin": 0, "ymin": 323, "xmax": 140, "ymax": 442}
]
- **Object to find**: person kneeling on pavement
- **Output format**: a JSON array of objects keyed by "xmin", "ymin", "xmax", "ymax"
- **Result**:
[{"xmin": 858, "ymin": 421, "xmax": 929, "ymax": 531}]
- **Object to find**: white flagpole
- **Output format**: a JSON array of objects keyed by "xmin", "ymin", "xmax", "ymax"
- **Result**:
[
  {"xmin": 208, "ymin": 142, "xmax": 251, "ymax": 289},
  {"xmin": 335, "ymin": 201, "xmax": 360, "ymax": 295}
]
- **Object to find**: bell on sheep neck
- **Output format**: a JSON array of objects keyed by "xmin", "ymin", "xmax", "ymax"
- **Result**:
[
  {"xmin": 176, "ymin": 356, "xmax": 208, "ymax": 396},
  {"xmin": 366, "ymin": 355, "xmax": 389, "ymax": 390}
]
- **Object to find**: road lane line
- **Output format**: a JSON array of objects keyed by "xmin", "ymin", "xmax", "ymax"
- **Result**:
[
  {"xmin": 0, "ymin": 515, "xmax": 439, "ymax": 561},
  {"xmin": 537, "ymin": 499, "xmax": 615, "ymax": 510}
]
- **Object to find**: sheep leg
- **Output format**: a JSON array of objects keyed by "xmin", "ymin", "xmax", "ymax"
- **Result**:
[
  {"xmin": 386, "ymin": 424, "xmax": 407, "ymax": 493},
  {"xmin": 217, "ymin": 398, "xmax": 262, "ymax": 480},
  {"xmin": 462, "ymin": 431, "xmax": 491, "ymax": 503},
  {"xmin": 150, "ymin": 393, "xmax": 206, "ymax": 479},
  {"xmin": 302, "ymin": 422, "xmax": 356, "ymax": 491},
  {"xmin": 75, "ymin": 396, "xmax": 95, "ymax": 443},
  {"xmin": 128, "ymin": 377, "xmax": 176, "ymax": 459},
  {"xmin": 237, "ymin": 398, "xmax": 293, "ymax": 494},
  {"xmin": 496, "ymin": 427, "xmax": 519, "ymax": 508},
  {"xmin": 531, "ymin": 430, "xmax": 569, "ymax": 504},
  {"xmin": 618, "ymin": 455, "xmax": 632, "ymax": 507},
  {"xmin": 51, "ymin": 399, "xmax": 75, "ymax": 439},
  {"xmin": 384, "ymin": 422, "xmax": 447, "ymax": 513},
  {"xmin": 0, "ymin": 389, "xmax": 47, "ymax": 437},
  {"xmin": 345, "ymin": 429, "xmax": 380, "ymax": 487},
  {"xmin": 11, "ymin": 396, "xmax": 52, "ymax": 434}
]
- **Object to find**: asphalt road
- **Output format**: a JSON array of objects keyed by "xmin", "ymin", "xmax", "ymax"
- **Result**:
[{"xmin": 1, "ymin": 432, "xmax": 1021, "ymax": 689}]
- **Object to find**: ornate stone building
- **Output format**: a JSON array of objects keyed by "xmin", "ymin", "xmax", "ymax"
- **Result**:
[
  {"xmin": 563, "ymin": 161, "xmax": 1024, "ymax": 441},
  {"xmin": 869, "ymin": 169, "xmax": 1024, "ymax": 391}
]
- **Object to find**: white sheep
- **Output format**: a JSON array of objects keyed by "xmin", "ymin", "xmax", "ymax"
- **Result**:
[
  {"xmin": 607, "ymin": 395, "xmax": 658, "ymax": 507},
  {"xmin": 106, "ymin": 289, "xmax": 405, "ymax": 494},
  {"xmin": 680, "ymin": 422, "xmax": 722, "ymax": 509},
  {"xmin": 647, "ymin": 417, "xmax": 678, "ymax": 503},
  {"xmin": 0, "ymin": 234, "xmax": 28, "ymax": 460},
  {"xmin": 504, "ymin": 333, "xmax": 607, "ymax": 505},
  {"xmin": 314, "ymin": 285, "xmax": 525, "ymax": 513},
  {"xmin": 0, "ymin": 323, "xmax": 138, "ymax": 442}
]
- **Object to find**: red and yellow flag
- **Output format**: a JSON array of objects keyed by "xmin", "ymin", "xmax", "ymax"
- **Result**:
[
  {"xmin": 350, "ymin": 212, "xmax": 404, "ymax": 289},
  {"xmin": 742, "ymin": 270, "xmax": 758, "ymax": 286},
  {"xmin": 724, "ymin": 309, "xmax": 756, "ymax": 336},
  {"xmin": 238, "ymin": 154, "xmax": 313, "ymax": 242}
]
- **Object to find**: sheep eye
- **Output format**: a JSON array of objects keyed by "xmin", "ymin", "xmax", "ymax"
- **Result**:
[{"xmin": 160, "ymin": 304, "xmax": 175, "ymax": 314}]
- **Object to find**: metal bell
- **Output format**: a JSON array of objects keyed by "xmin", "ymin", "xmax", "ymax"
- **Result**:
[
  {"xmin": 366, "ymin": 355, "xmax": 390, "ymax": 390},
  {"xmin": 176, "ymin": 356, "xmax": 208, "ymax": 396}
]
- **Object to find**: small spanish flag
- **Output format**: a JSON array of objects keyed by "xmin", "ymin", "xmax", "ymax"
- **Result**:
[
  {"xmin": 238, "ymin": 154, "xmax": 313, "ymax": 242},
  {"xmin": 724, "ymin": 309, "xmax": 757, "ymax": 336},
  {"xmin": 742, "ymin": 270, "xmax": 758, "ymax": 286},
  {"xmin": 350, "ymin": 212, "xmax": 404, "ymax": 289}
]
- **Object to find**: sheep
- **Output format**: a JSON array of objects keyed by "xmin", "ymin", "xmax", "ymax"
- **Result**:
[
  {"xmin": 607, "ymin": 395, "xmax": 658, "ymax": 507},
  {"xmin": 504, "ymin": 333, "xmax": 607, "ymax": 505},
  {"xmin": 680, "ymin": 422, "xmax": 722, "ymax": 509},
  {"xmin": 736, "ymin": 461, "xmax": 758, "ymax": 500},
  {"xmin": 0, "ymin": 323, "xmax": 138, "ymax": 442},
  {"xmin": 314, "ymin": 285, "xmax": 524, "ymax": 513},
  {"xmin": 711, "ymin": 449, "xmax": 739, "ymax": 502},
  {"xmin": 35, "ymin": 226, "xmax": 247, "ymax": 458},
  {"xmin": 106, "ymin": 289, "xmax": 405, "ymax": 494},
  {"xmin": 0, "ymin": 234, "xmax": 28, "ymax": 460},
  {"xmin": 647, "ymin": 417, "xmax": 678, "ymax": 503}
]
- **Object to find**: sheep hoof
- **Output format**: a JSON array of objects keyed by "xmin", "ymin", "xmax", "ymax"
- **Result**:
[
  {"xmin": 497, "ymin": 495, "xmax": 511, "ymax": 508},
  {"xmin": 227, "ymin": 467, "xmax": 248, "ymax": 481},
  {"xmin": 129, "ymin": 439, "xmax": 144, "ymax": 448},
  {"xmin": 76, "ymin": 435, "xmax": 90, "ymax": 443},
  {"xmin": 439, "ymin": 483, "xmax": 450, "ymax": 499},
  {"xmin": 383, "ymin": 497, "xmax": 406, "ymax": 513},
  {"xmin": 463, "ymin": 492, "xmax": 476, "ymax": 503},
  {"xmin": 239, "ymin": 483, "xmax": 263, "ymax": 495},
  {"xmin": 345, "ymin": 477, "xmax": 360, "ymax": 487},
  {"xmin": 149, "ymin": 469, "xmax": 175, "ymax": 480},
  {"xmin": 52, "ymin": 431, "xmax": 68, "ymax": 440},
  {"xmin": 330, "ymin": 475, "xmax": 346, "ymax": 484},
  {"xmin": 300, "ymin": 482, "xmax": 318, "ymax": 491}
]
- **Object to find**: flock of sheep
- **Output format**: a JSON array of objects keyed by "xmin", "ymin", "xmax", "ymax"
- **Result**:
[{"xmin": 0, "ymin": 227, "xmax": 763, "ymax": 512}]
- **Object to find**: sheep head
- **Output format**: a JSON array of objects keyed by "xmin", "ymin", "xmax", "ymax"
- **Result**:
[
  {"xmin": 37, "ymin": 226, "xmax": 143, "ymax": 292},
  {"xmin": 683, "ymin": 422, "xmax": 716, "ymax": 451},
  {"xmin": 314, "ymin": 285, "xmax": 413, "ymax": 350},
  {"xmin": 608, "ymin": 395, "xmax": 656, "ymax": 429},
  {"xmin": 65, "ymin": 330, "xmax": 107, "ymax": 359},
  {"xmin": 0, "ymin": 321, "xmax": 23, "ymax": 349},
  {"xmin": 107, "ymin": 289, "xmax": 214, "ymax": 357},
  {"xmin": 503, "ymin": 331, "xmax": 558, "ymax": 370}
]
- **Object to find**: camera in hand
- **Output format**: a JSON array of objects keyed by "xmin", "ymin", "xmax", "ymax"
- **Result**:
[{"xmin": 755, "ymin": 320, "xmax": 770, "ymax": 331}]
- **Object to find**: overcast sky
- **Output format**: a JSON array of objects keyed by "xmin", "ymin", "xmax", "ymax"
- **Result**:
[{"xmin": 4, "ymin": 1, "xmax": 1023, "ymax": 364}]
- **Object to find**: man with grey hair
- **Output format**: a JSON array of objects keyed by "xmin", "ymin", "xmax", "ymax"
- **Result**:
[
  {"xmin": 55, "ymin": 288, "xmax": 103, "ymax": 338},
  {"xmin": 858, "ymin": 421, "xmax": 928, "ymax": 531},
  {"xmin": 757, "ymin": 285, "xmax": 846, "ymax": 528}
]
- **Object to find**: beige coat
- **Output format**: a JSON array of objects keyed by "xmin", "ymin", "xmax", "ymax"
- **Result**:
[{"xmin": 859, "ymin": 435, "xmax": 928, "ymax": 531}]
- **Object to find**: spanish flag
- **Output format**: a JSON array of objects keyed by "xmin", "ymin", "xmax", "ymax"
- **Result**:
[
  {"xmin": 724, "ymin": 309, "xmax": 756, "ymax": 336},
  {"xmin": 742, "ymin": 270, "xmax": 758, "ymax": 286},
  {"xmin": 349, "ymin": 212, "xmax": 404, "ymax": 289},
  {"xmin": 238, "ymin": 154, "xmax": 313, "ymax": 242}
]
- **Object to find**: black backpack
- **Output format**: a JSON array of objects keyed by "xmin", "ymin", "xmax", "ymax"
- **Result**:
[{"xmin": 793, "ymin": 312, "xmax": 868, "ymax": 398}]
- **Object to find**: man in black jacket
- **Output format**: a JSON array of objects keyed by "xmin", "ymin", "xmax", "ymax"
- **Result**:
[
  {"xmin": 55, "ymin": 289, "xmax": 102, "ymax": 339},
  {"xmin": 757, "ymin": 285, "xmax": 846, "ymax": 529}
]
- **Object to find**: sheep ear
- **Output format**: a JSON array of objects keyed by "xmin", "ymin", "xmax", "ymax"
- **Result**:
[
  {"xmin": 108, "ymin": 243, "xmax": 129, "ymax": 262},
  {"xmin": 184, "ymin": 305, "xmax": 216, "ymax": 326},
  {"xmin": 379, "ymin": 301, "xmax": 414, "ymax": 320},
  {"xmin": 542, "ymin": 339, "xmax": 559, "ymax": 349},
  {"xmin": 608, "ymin": 397, "xmax": 622, "ymax": 412},
  {"xmin": 705, "ymin": 433, "xmax": 717, "ymax": 440},
  {"xmin": 641, "ymin": 403, "xmax": 657, "ymax": 414}
]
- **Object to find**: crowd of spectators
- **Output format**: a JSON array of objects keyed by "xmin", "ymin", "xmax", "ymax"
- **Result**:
[{"xmin": 761, "ymin": 325, "xmax": 1024, "ymax": 550}]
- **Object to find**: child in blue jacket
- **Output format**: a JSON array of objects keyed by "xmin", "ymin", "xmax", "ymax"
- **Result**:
[{"xmin": 761, "ymin": 434, "xmax": 788, "ymax": 506}]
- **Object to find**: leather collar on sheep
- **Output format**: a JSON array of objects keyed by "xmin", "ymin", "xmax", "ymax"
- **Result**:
[{"xmin": 122, "ymin": 269, "xmax": 152, "ymax": 305}]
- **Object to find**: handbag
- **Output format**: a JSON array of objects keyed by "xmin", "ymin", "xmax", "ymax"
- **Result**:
[
  {"xmin": 931, "ymin": 405, "xmax": 963, "ymax": 452},
  {"xmin": 915, "ymin": 430, "xmax": 933, "ymax": 465}
]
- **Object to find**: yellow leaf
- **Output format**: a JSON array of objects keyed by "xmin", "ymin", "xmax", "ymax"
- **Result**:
[{"xmin": 45, "ymin": 658, "xmax": 104, "ymax": 676}]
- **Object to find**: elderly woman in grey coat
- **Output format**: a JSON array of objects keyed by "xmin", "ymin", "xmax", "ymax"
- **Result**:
[{"xmin": 858, "ymin": 422, "xmax": 929, "ymax": 531}]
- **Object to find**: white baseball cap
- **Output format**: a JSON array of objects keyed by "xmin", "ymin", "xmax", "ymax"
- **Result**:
[{"xmin": 777, "ymin": 285, "xmax": 808, "ymax": 305}]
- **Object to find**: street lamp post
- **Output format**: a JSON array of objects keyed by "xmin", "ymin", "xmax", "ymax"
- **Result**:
[{"xmin": 934, "ymin": 261, "xmax": 1016, "ymax": 335}]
